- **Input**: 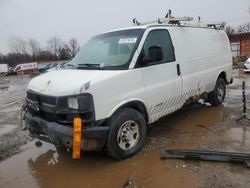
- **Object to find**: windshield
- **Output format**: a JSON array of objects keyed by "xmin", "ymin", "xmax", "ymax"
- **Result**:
[{"xmin": 69, "ymin": 29, "xmax": 144, "ymax": 70}]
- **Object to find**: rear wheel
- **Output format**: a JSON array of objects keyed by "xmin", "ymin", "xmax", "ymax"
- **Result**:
[
  {"xmin": 208, "ymin": 78, "xmax": 226, "ymax": 106},
  {"xmin": 105, "ymin": 108, "xmax": 147, "ymax": 160}
]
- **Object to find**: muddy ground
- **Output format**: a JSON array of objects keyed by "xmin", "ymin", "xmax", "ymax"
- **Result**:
[{"xmin": 0, "ymin": 70, "xmax": 250, "ymax": 188}]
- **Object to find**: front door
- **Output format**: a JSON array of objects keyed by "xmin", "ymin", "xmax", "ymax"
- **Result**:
[{"xmin": 138, "ymin": 29, "xmax": 183, "ymax": 123}]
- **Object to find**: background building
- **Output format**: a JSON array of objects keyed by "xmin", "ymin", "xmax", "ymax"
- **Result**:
[{"xmin": 229, "ymin": 32, "xmax": 250, "ymax": 57}]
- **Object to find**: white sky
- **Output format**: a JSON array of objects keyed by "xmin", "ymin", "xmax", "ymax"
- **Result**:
[{"xmin": 0, "ymin": 0, "xmax": 250, "ymax": 54}]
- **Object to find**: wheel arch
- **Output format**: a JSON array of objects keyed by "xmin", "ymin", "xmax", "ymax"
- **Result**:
[
  {"xmin": 218, "ymin": 71, "xmax": 227, "ymax": 83},
  {"xmin": 108, "ymin": 99, "xmax": 149, "ymax": 124}
]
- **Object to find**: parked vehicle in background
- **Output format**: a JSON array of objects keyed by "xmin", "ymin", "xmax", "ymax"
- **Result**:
[
  {"xmin": 24, "ymin": 14, "xmax": 233, "ymax": 160},
  {"xmin": 45, "ymin": 63, "xmax": 58, "ymax": 72},
  {"xmin": 37, "ymin": 63, "xmax": 47, "ymax": 73},
  {"xmin": 244, "ymin": 57, "xmax": 250, "ymax": 73},
  {"xmin": 13, "ymin": 62, "xmax": 38, "ymax": 74},
  {"xmin": 0, "ymin": 64, "xmax": 8, "ymax": 75},
  {"xmin": 39, "ymin": 63, "xmax": 57, "ymax": 73},
  {"xmin": 38, "ymin": 63, "xmax": 50, "ymax": 73},
  {"xmin": 46, "ymin": 62, "xmax": 71, "ymax": 72}
]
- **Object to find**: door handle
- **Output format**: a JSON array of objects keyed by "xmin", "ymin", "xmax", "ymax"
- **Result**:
[{"xmin": 176, "ymin": 64, "xmax": 181, "ymax": 76}]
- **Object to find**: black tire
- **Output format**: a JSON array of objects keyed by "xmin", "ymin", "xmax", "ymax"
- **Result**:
[
  {"xmin": 105, "ymin": 108, "xmax": 147, "ymax": 160},
  {"xmin": 208, "ymin": 78, "xmax": 226, "ymax": 106}
]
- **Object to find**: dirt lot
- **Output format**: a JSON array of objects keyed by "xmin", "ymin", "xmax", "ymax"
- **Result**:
[{"xmin": 0, "ymin": 70, "xmax": 250, "ymax": 188}]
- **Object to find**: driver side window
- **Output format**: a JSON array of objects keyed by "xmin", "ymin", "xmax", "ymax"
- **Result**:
[{"xmin": 139, "ymin": 29, "xmax": 175, "ymax": 66}]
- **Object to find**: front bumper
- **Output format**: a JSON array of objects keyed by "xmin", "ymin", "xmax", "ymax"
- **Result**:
[{"xmin": 25, "ymin": 112, "xmax": 109, "ymax": 151}]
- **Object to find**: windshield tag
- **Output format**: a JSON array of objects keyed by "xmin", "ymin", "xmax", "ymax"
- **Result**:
[{"xmin": 118, "ymin": 38, "xmax": 137, "ymax": 44}]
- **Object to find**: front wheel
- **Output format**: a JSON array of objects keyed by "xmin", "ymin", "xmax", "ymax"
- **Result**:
[
  {"xmin": 208, "ymin": 78, "xmax": 226, "ymax": 106},
  {"xmin": 105, "ymin": 108, "xmax": 147, "ymax": 160}
]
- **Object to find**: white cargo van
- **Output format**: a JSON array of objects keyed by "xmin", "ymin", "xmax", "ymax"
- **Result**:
[
  {"xmin": 24, "ymin": 15, "xmax": 233, "ymax": 159},
  {"xmin": 0, "ymin": 64, "xmax": 8, "ymax": 75}
]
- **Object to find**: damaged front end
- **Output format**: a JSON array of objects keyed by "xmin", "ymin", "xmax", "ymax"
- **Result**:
[{"xmin": 22, "ymin": 90, "xmax": 109, "ymax": 152}]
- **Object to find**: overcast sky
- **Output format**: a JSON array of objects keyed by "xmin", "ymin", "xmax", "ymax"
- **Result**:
[{"xmin": 0, "ymin": 0, "xmax": 250, "ymax": 54}]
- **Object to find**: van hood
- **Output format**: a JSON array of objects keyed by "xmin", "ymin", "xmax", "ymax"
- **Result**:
[{"xmin": 28, "ymin": 69, "xmax": 123, "ymax": 96}]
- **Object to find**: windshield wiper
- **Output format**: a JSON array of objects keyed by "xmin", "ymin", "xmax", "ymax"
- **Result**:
[{"xmin": 77, "ymin": 64, "xmax": 103, "ymax": 70}]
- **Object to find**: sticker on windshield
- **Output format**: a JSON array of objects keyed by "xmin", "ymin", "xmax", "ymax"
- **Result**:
[{"xmin": 118, "ymin": 38, "xmax": 137, "ymax": 44}]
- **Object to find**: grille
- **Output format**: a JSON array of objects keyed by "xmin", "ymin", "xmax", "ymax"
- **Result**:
[
  {"xmin": 26, "ymin": 91, "xmax": 95, "ymax": 125},
  {"xmin": 27, "ymin": 91, "xmax": 57, "ymax": 105},
  {"xmin": 27, "ymin": 91, "xmax": 57, "ymax": 122}
]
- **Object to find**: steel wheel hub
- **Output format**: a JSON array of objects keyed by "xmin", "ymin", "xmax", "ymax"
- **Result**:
[
  {"xmin": 117, "ymin": 120, "xmax": 140, "ymax": 150},
  {"xmin": 217, "ymin": 84, "xmax": 225, "ymax": 102}
]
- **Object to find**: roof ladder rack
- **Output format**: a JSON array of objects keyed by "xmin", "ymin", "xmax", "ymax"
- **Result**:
[{"xmin": 132, "ymin": 10, "xmax": 226, "ymax": 30}]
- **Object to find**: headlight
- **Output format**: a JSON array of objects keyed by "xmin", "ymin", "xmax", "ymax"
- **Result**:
[
  {"xmin": 68, "ymin": 97, "xmax": 79, "ymax": 109},
  {"xmin": 67, "ymin": 94, "xmax": 93, "ymax": 111}
]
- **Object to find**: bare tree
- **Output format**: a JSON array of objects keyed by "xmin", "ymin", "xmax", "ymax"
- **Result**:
[
  {"xmin": 245, "ymin": 23, "xmax": 250, "ymax": 32},
  {"xmin": 58, "ymin": 45, "xmax": 71, "ymax": 60},
  {"xmin": 0, "ymin": 53, "xmax": 4, "ymax": 63},
  {"xmin": 8, "ymin": 36, "xmax": 28, "ymax": 54},
  {"xmin": 238, "ymin": 23, "xmax": 250, "ymax": 33},
  {"xmin": 7, "ymin": 35, "xmax": 80, "ymax": 62},
  {"xmin": 225, "ymin": 26, "xmax": 235, "ymax": 36},
  {"xmin": 28, "ymin": 38, "xmax": 41, "ymax": 62},
  {"xmin": 47, "ymin": 36, "xmax": 63, "ymax": 60},
  {"xmin": 66, "ymin": 38, "xmax": 80, "ymax": 58}
]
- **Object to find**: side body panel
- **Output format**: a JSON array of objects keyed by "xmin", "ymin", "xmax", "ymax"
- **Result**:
[{"xmin": 169, "ymin": 27, "xmax": 232, "ymax": 104}]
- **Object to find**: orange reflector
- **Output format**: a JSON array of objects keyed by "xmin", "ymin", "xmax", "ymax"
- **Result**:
[{"xmin": 73, "ymin": 117, "xmax": 82, "ymax": 159}]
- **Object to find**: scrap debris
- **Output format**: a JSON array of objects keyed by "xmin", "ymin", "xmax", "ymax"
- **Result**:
[
  {"xmin": 237, "ymin": 81, "xmax": 250, "ymax": 121},
  {"xmin": 161, "ymin": 149, "xmax": 250, "ymax": 168}
]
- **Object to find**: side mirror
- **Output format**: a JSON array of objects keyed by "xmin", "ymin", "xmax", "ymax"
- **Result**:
[
  {"xmin": 143, "ymin": 46, "xmax": 163, "ymax": 64},
  {"xmin": 142, "ymin": 56, "xmax": 154, "ymax": 64}
]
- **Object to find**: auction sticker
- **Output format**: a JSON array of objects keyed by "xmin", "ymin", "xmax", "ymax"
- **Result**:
[{"xmin": 119, "ymin": 38, "xmax": 137, "ymax": 44}]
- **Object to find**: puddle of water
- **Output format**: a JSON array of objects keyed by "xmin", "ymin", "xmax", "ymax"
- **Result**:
[
  {"xmin": 149, "ymin": 105, "xmax": 225, "ymax": 149},
  {"xmin": 0, "ymin": 141, "xmax": 199, "ymax": 188},
  {"xmin": 0, "ymin": 141, "xmax": 52, "ymax": 188},
  {"xmin": 227, "ymin": 89, "xmax": 247, "ymax": 97},
  {"xmin": 225, "ymin": 127, "xmax": 250, "ymax": 146},
  {"xmin": 0, "ymin": 86, "xmax": 9, "ymax": 90}
]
